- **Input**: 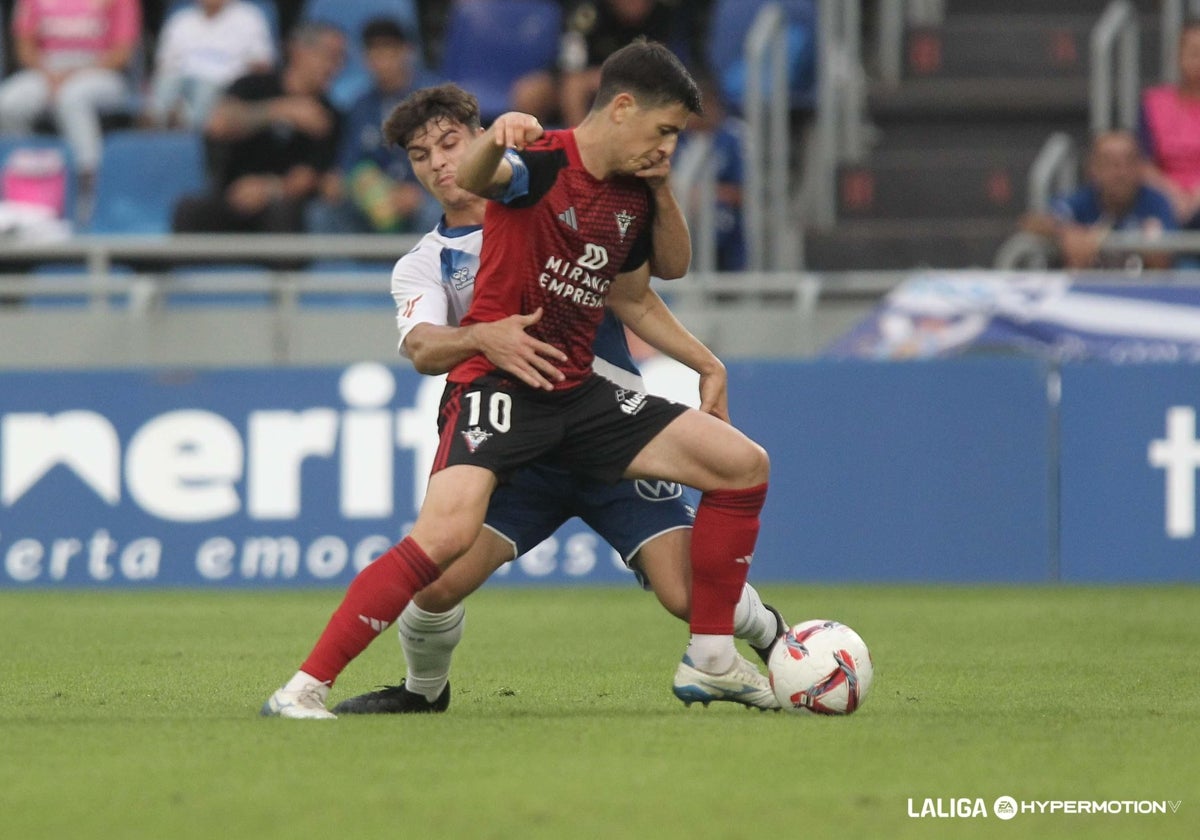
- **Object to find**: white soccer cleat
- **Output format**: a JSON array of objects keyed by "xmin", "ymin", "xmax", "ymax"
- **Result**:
[
  {"xmin": 672, "ymin": 653, "xmax": 781, "ymax": 711},
  {"xmin": 261, "ymin": 676, "xmax": 337, "ymax": 719}
]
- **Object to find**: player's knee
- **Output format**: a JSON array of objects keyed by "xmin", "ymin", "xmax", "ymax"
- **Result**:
[
  {"xmin": 410, "ymin": 526, "xmax": 478, "ymax": 567},
  {"xmin": 734, "ymin": 440, "xmax": 770, "ymax": 487}
]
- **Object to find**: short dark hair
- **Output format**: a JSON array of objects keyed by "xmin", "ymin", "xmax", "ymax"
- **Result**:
[
  {"xmin": 362, "ymin": 16, "xmax": 409, "ymax": 48},
  {"xmin": 592, "ymin": 39, "xmax": 702, "ymax": 115},
  {"xmin": 382, "ymin": 83, "xmax": 482, "ymax": 149}
]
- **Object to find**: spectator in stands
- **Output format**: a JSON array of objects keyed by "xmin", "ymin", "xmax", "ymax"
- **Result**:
[
  {"xmin": 675, "ymin": 74, "xmax": 746, "ymax": 270},
  {"xmin": 558, "ymin": 0, "xmax": 678, "ymax": 126},
  {"xmin": 172, "ymin": 21, "xmax": 344, "ymax": 235},
  {"xmin": 146, "ymin": 0, "xmax": 276, "ymax": 130},
  {"xmin": 1140, "ymin": 20, "xmax": 1200, "ymax": 228},
  {"xmin": 1020, "ymin": 130, "xmax": 1177, "ymax": 271},
  {"xmin": 307, "ymin": 17, "xmax": 437, "ymax": 234},
  {"xmin": 0, "ymin": 0, "xmax": 141, "ymax": 192}
]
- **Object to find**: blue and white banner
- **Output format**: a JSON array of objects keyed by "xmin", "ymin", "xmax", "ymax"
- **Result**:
[
  {"xmin": 0, "ymin": 363, "xmax": 654, "ymax": 589},
  {"xmin": 1058, "ymin": 363, "xmax": 1200, "ymax": 582},
  {"xmin": 0, "ymin": 358, "xmax": 1060, "ymax": 587},
  {"xmin": 824, "ymin": 272, "xmax": 1200, "ymax": 363}
]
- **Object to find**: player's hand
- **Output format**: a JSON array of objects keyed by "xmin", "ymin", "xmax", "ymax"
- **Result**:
[
  {"xmin": 633, "ymin": 155, "xmax": 672, "ymax": 188},
  {"xmin": 490, "ymin": 112, "xmax": 545, "ymax": 150},
  {"xmin": 697, "ymin": 364, "xmax": 730, "ymax": 422},
  {"xmin": 476, "ymin": 308, "xmax": 567, "ymax": 390}
]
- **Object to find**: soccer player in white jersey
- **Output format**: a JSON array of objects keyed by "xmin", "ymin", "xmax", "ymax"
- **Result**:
[{"xmin": 323, "ymin": 83, "xmax": 787, "ymax": 715}]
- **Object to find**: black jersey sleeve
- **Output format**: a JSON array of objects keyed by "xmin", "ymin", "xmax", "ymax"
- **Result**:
[{"xmin": 502, "ymin": 146, "xmax": 568, "ymax": 209}]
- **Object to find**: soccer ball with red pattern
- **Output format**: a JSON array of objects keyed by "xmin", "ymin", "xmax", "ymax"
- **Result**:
[{"xmin": 768, "ymin": 619, "xmax": 874, "ymax": 715}]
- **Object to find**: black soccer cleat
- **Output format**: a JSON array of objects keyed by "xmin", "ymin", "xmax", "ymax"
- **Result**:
[
  {"xmin": 331, "ymin": 680, "xmax": 450, "ymax": 715},
  {"xmin": 750, "ymin": 603, "xmax": 789, "ymax": 667}
]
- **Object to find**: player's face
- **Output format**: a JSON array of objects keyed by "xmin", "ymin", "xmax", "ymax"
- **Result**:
[
  {"xmin": 406, "ymin": 118, "xmax": 481, "ymax": 210},
  {"xmin": 613, "ymin": 100, "xmax": 691, "ymax": 175}
]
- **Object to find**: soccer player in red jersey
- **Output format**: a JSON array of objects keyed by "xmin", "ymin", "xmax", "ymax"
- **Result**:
[{"xmin": 263, "ymin": 41, "xmax": 773, "ymax": 718}]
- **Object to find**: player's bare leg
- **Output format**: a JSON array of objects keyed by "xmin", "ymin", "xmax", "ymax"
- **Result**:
[
  {"xmin": 625, "ymin": 410, "xmax": 777, "ymax": 709},
  {"xmin": 636, "ymin": 529, "xmax": 788, "ymax": 665},
  {"xmin": 332, "ymin": 528, "xmax": 514, "ymax": 715}
]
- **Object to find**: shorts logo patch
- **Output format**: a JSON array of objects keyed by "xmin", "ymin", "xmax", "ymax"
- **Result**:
[
  {"xmin": 461, "ymin": 426, "xmax": 493, "ymax": 453},
  {"xmin": 615, "ymin": 388, "xmax": 647, "ymax": 416},
  {"xmin": 635, "ymin": 479, "xmax": 683, "ymax": 501}
]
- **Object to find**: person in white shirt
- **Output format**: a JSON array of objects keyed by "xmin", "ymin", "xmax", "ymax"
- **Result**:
[{"xmin": 147, "ymin": 0, "xmax": 275, "ymax": 129}]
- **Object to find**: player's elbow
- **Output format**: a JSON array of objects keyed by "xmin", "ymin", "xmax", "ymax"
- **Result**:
[{"xmin": 651, "ymin": 258, "xmax": 689, "ymax": 281}]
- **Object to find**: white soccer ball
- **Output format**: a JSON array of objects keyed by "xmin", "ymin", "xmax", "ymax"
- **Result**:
[{"xmin": 768, "ymin": 619, "xmax": 874, "ymax": 715}]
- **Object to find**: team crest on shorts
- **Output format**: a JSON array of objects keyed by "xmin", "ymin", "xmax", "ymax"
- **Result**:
[
  {"xmin": 461, "ymin": 426, "xmax": 493, "ymax": 453},
  {"xmin": 615, "ymin": 388, "xmax": 647, "ymax": 416}
]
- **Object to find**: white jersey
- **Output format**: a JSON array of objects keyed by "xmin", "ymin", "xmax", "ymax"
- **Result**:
[{"xmin": 391, "ymin": 219, "xmax": 645, "ymax": 391}]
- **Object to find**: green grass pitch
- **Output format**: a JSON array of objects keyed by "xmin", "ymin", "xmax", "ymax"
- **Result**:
[{"xmin": 2, "ymin": 584, "xmax": 1197, "ymax": 840}]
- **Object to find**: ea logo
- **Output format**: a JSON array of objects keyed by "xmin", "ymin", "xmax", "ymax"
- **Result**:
[
  {"xmin": 635, "ymin": 480, "xmax": 682, "ymax": 501},
  {"xmin": 578, "ymin": 243, "xmax": 609, "ymax": 270},
  {"xmin": 993, "ymin": 796, "xmax": 1018, "ymax": 820}
]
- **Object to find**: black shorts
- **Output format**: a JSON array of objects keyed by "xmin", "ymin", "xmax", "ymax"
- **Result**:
[{"xmin": 434, "ymin": 373, "xmax": 689, "ymax": 484}]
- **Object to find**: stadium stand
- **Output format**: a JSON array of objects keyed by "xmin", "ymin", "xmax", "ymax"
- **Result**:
[
  {"xmin": 438, "ymin": 0, "xmax": 562, "ymax": 123},
  {"xmin": 300, "ymin": 0, "xmax": 421, "ymax": 109},
  {"xmin": 84, "ymin": 130, "xmax": 207, "ymax": 234},
  {"xmin": 163, "ymin": 0, "xmax": 284, "ymax": 51},
  {"xmin": 804, "ymin": 0, "xmax": 1164, "ymax": 271},
  {"xmin": 706, "ymin": 0, "xmax": 817, "ymax": 114}
]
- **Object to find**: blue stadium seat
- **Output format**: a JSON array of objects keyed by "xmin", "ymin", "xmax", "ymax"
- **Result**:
[
  {"xmin": 301, "ymin": 0, "xmax": 421, "ymax": 109},
  {"xmin": 86, "ymin": 130, "xmax": 206, "ymax": 234},
  {"xmin": 706, "ymin": 0, "xmax": 817, "ymax": 113},
  {"xmin": 439, "ymin": 0, "xmax": 562, "ymax": 122}
]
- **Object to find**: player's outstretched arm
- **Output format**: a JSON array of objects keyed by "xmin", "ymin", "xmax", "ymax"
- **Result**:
[
  {"xmin": 608, "ymin": 266, "xmax": 729, "ymax": 421},
  {"xmin": 455, "ymin": 112, "xmax": 544, "ymax": 198},
  {"xmin": 403, "ymin": 310, "xmax": 566, "ymax": 390}
]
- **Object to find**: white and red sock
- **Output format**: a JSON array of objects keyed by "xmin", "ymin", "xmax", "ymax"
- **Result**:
[{"xmin": 686, "ymin": 483, "xmax": 768, "ymax": 673}]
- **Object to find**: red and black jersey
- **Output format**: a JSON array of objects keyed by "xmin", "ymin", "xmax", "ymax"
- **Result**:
[{"xmin": 449, "ymin": 129, "xmax": 654, "ymax": 389}]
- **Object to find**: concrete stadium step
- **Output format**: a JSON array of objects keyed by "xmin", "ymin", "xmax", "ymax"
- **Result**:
[
  {"xmin": 868, "ymin": 76, "xmax": 1090, "ymax": 121},
  {"xmin": 943, "ymin": 0, "xmax": 1156, "ymax": 15},
  {"xmin": 804, "ymin": 217, "xmax": 1014, "ymax": 271},
  {"xmin": 835, "ymin": 146, "xmax": 1035, "ymax": 220},
  {"xmin": 903, "ymin": 15, "xmax": 1093, "ymax": 80},
  {"xmin": 872, "ymin": 118, "xmax": 1088, "ymax": 154}
]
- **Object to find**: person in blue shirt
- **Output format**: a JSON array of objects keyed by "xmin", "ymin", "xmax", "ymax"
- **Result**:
[
  {"xmin": 1022, "ymin": 130, "xmax": 1178, "ymax": 270},
  {"xmin": 307, "ymin": 17, "xmax": 441, "ymax": 234}
]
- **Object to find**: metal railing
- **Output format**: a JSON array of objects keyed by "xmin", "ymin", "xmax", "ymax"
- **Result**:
[
  {"xmin": 742, "ymin": 2, "xmax": 792, "ymax": 270},
  {"xmin": 1027, "ymin": 132, "xmax": 1079, "ymax": 213},
  {"xmin": 1090, "ymin": 0, "xmax": 1140, "ymax": 133},
  {"xmin": 801, "ymin": 0, "xmax": 868, "ymax": 233},
  {"xmin": 670, "ymin": 133, "xmax": 720, "ymax": 274},
  {"xmin": 0, "ymin": 233, "xmax": 419, "ymax": 309}
]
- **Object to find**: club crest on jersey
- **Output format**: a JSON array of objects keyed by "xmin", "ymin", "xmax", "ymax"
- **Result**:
[
  {"xmin": 614, "ymin": 210, "xmax": 636, "ymax": 240},
  {"xmin": 461, "ymin": 426, "xmax": 493, "ymax": 453},
  {"xmin": 615, "ymin": 388, "xmax": 647, "ymax": 416}
]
